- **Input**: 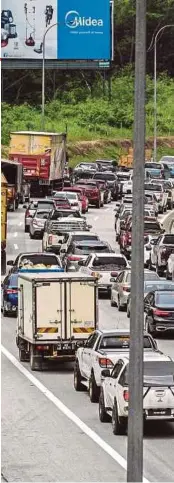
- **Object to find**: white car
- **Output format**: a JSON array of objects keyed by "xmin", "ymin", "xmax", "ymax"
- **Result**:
[
  {"xmin": 60, "ymin": 231, "xmax": 100, "ymax": 255},
  {"xmin": 144, "ymin": 234, "xmax": 161, "ymax": 268},
  {"xmin": 99, "ymin": 354, "xmax": 174, "ymax": 434},
  {"xmin": 62, "ymin": 191, "xmax": 82, "ymax": 213},
  {"xmin": 74, "ymin": 329, "xmax": 159, "ymax": 402},
  {"xmin": 166, "ymin": 253, "xmax": 174, "ymax": 280},
  {"xmin": 79, "ymin": 253, "xmax": 129, "ymax": 296},
  {"xmin": 122, "ymin": 177, "xmax": 133, "ymax": 195}
]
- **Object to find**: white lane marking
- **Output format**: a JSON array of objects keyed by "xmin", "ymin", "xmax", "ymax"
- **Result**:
[
  {"xmin": 14, "ymin": 244, "xmax": 18, "ymax": 250},
  {"xmin": 18, "ymin": 221, "xmax": 23, "ymax": 226},
  {"xmin": 94, "ymin": 216, "xmax": 99, "ymax": 221},
  {"xmin": 1, "ymin": 345, "xmax": 149, "ymax": 483},
  {"xmin": 14, "ymin": 232, "xmax": 18, "ymax": 237}
]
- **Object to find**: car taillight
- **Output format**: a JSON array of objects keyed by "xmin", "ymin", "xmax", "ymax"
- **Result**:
[
  {"xmin": 98, "ymin": 357, "xmax": 114, "ymax": 368},
  {"xmin": 153, "ymin": 308, "xmax": 170, "ymax": 316},
  {"xmin": 48, "ymin": 235, "xmax": 53, "ymax": 244},
  {"xmin": 36, "ymin": 345, "xmax": 50, "ymax": 351},
  {"xmin": 123, "ymin": 389, "xmax": 129, "ymax": 402},
  {"xmin": 122, "ymin": 286, "xmax": 130, "ymax": 292},
  {"xmin": 68, "ymin": 256, "xmax": 81, "ymax": 261},
  {"xmin": 6, "ymin": 289, "xmax": 18, "ymax": 294}
]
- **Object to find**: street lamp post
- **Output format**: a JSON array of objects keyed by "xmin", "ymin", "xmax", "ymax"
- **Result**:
[
  {"xmin": 41, "ymin": 22, "xmax": 59, "ymax": 131},
  {"xmin": 153, "ymin": 24, "xmax": 174, "ymax": 162}
]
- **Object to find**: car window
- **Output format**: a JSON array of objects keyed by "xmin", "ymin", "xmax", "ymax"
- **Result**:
[
  {"xmin": 155, "ymin": 292, "xmax": 174, "ymax": 306},
  {"xmin": 163, "ymin": 235, "xmax": 174, "ymax": 245},
  {"xmin": 86, "ymin": 332, "xmax": 99, "ymax": 348},
  {"xmin": 111, "ymin": 361, "xmax": 124, "ymax": 379},
  {"xmin": 99, "ymin": 335, "xmax": 152, "ymax": 350},
  {"xmin": 8, "ymin": 274, "xmax": 18, "ymax": 287}
]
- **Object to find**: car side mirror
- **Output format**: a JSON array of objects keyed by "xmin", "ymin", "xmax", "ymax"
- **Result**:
[
  {"xmin": 87, "ymin": 224, "xmax": 92, "ymax": 229},
  {"xmin": 101, "ymin": 369, "xmax": 110, "ymax": 378},
  {"xmin": 7, "ymin": 260, "xmax": 14, "ymax": 266},
  {"xmin": 110, "ymin": 277, "xmax": 116, "ymax": 282},
  {"xmin": 60, "ymin": 248, "xmax": 66, "ymax": 253}
]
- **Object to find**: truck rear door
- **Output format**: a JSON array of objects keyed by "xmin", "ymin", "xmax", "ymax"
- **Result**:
[
  {"xmin": 35, "ymin": 281, "xmax": 64, "ymax": 339},
  {"xmin": 66, "ymin": 280, "xmax": 96, "ymax": 339}
]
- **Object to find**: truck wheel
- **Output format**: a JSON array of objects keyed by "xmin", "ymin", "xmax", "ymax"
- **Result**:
[
  {"xmin": 3, "ymin": 305, "xmax": 9, "ymax": 317},
  {"xmin": 30, "ymin": 345, "xmax": 42, "ymax": 371},
  {"xmin": 99, "ymin": 388, "xmax": 110, "ymax": 422},
  {"xmin": 1, "ymin": 251, "xmax": 6, "ymax": 275},
  {"xmin": 89, "ymin": 372, "xmax": 100, "ymax": 403},
  {"xmin": 19, "ymin": 348, "xmax": 28, "ymax": 362},
  {"xmin": 112, "ymin": 399, "xmax": 127, "ymax": 435},
  {"xmin": 74, "ymin": 361, "xmax": 86, "ymax": 391}
]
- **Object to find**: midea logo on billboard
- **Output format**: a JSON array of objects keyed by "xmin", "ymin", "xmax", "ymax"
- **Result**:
[{"xmin": 65, "ymin": 10, "xmax": 104, "ymax": 28}]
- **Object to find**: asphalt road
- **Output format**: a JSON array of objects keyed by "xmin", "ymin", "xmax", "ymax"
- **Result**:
[{"xmin": 1, "ymin": 203, "xmax": 174, "ymax": 482}]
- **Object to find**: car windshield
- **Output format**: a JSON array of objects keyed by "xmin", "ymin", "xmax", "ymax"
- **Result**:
[
  {"xmin": 35, "ymin": 211, "xmax": 49, "ymax": 219},
  {"xmin": 144, "ymin": 282, "xmax": 174, "ymax": 292},
  {"xmin": 155, "ymin": 292, "xmax": 174, "ymax": 306},
  {"xmin": 125, "ymin": 361, "xmax": 174, "ymax": 386},
  {"xmin": 117, "ymin": 174, "xmax": 130, "ymax": 181},
  {"xmin": 30, "ymin": 202, "xmax": 54, "ymax": 210},
  {"xmin": 94, "ymin": 173, "xmax": 115, "ymax": 181},
  {"xmin": 65, "ymin": 193, "xmax": 77, "ymax": 200},
  {"xmin": 144, "ymin": 222, "xmax": 161, "ymax": 231},
  {"xmin": 19, "ymin": 255, "xmax": 60, "ymax": 267},
  {"xmin": 92, "ymin": 256, "xmax": 127, "ymax": 269},
  {"xmin": 145, "ymin": 184, "xmax": 162, "ymax": 192},
  {"xmin": 99, "ymin": 335, "xmax": 152, "ymax": 350},
  {"xmin": 145, "ymin": 163, "xmax": 161, "ymax": 169},
  {"xmin": 53, "ymin": 192, "xmax": 66, "ymax": 198},
  {"xmin": 9, "ymin": 274, "xmax": 18, "ymax": 287},
  {"xmin": 163, "ymin": 235, "xmax": 174, "ymax": 244},
  {"xmin": 74, "ymin": 244, "xmax": 110, "ymax": 254},
  {"xmin": 72, "ymin": 234, "xmax": 98, "ymax": 242},
  {"xmin": 144, "ymin": 272, "xmax": 160, "ymax": 281}
]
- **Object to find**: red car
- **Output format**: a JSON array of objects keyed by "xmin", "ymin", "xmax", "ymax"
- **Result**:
[
  {"xmin": 62, "ymin": 186, "xmax": 89, "ymax": 213},
  {"xmin": 53, "ymin": 196, "xmax": 71, "ymax": 210},
  {"xmin": 76, "ymin": 180, "xmax": 103, "ymax": 209}
]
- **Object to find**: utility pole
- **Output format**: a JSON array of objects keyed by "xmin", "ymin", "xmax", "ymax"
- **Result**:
[
  {"xmin": 41, "ymin": 22, "xmax": 59, "ymax": 130},
  {"xmin": 127, "ymin": 0, "xmax": 146, "ymax": 481}
]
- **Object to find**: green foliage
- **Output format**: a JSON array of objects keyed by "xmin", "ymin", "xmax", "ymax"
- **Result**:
[{"xmin": 2, "ymin": 71, "xmax": 174, "ymax": 150}]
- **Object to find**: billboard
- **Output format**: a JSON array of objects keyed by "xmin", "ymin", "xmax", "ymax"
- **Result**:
[{"xmin": 1, "ymin": 0, "xmax": 111, "ymax": 60}]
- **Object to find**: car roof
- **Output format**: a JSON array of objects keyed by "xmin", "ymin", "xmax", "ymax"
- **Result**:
[
  {"xmin": 96, "ymin": 329, "xmax": 150, "ymax": 335},
  {"xmin": 115, "ymin": 353, "xmax": 172, "ymax": 364},
  {"xmin": 153, "ymin": 290, "xmax": 174, "ymax": 295}
]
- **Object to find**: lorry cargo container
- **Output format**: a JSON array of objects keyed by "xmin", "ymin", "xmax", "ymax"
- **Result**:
[
  {"xmin": 1, "ymin": 173, "xmax": 7, "ymax": 275},
  {"xmin": 1, "ymin": 159, "xmax": 23, "ymax": 210},
  {"xmin": 9, "ymin": 131, "xmax": 67, "ymax": 197},
  {"xmin": 16, "ymin": 272, "xmax": 98, "ymax": 370}
]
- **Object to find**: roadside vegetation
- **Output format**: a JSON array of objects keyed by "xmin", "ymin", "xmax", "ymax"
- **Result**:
[{"xmin": 2, "ymin": 71, "xmax": 174, "ymax": 165}]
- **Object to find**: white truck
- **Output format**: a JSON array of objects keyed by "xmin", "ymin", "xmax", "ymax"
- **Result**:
[{"xmin": 16, "ymin": 272, "xmax": 98, "ymax": 371}]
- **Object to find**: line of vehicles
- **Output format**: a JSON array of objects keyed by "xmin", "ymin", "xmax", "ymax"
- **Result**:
[{"xmin": 2, "ymin": 152, "xmax": 174, "ymax": 432}]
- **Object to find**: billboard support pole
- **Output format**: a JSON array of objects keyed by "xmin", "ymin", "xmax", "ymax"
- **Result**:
[
  {"xmin": 127, "ymin": 0, "xmax": 146, "ymax": 481},
  {"xmin": 41, "ymin": 22, "xmax": 59, "ymax": 131}
]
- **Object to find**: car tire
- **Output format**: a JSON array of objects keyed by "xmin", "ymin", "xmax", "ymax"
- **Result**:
[
  {"xmin": 24, "ymin": 224, "xmax": 29, "ymax": 233},
  {"xmin": 145, "ymin": 317, "xmax": 156, "ymax": 337},
  {"xmin": 99, "ymin": 388, "xmax": 110, "ymax": 422},
  {"xmin": 96, "ymin": 200, "xmax": 101, "ymax": 209},
  {"xmin": 111, "ymin": 296, "xmax": 117, "ymax": 307},
  {"xmin": 156, "ymin": 264, "xmax": 164, "ymax": 277},
  {"xmin": 166, "ymin": 269, "xmax": 172, "ymax": 280},
  {"xmin": 89, "ymin": 372, "xmax": 100, "ymax": 403},
  {"xmin": 112, "ymin": 399, "xmax": 127, "ymax": 435},
  {"xmin": 29, "ymin": 232, "xmax": 35, "ymax": 239},
  {"xmin": 74, "ymin": 361, "xmax": 86, "ymax": 391},
  {"xmin": 3, "ymin": 305, "xmax": 9, "ymax": 317},
  {"xmin": 118, "ymin": 296, "xmax": 122, "ymax": 312},
  {"xmin": 127, "ymin": 305, "xmax": 130, "ymax": 318}
]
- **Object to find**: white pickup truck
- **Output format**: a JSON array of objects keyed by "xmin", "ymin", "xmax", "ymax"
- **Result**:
[
  {"xmin": 16, "ymin": 272, "xmax": 98, "ymax": 370},
  {"xmin": 42, "ymin": 217, "xmax": 91, "ymax": 254},
  {"xmin": 74, "ymin": 329, "xmax": 159, "ymax": 402},
  {"xmin": 99, "ymin": 354, "xmax": 174, "ymax": 434}
]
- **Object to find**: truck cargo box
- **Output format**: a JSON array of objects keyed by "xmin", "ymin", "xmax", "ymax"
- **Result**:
[{"xmin": 17, "ymin": 272, "xmax": 98, "ymax": 370}]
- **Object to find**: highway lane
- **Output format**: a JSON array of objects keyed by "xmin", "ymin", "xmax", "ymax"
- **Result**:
[{"xmin": 2, "ymin": 202, "xmax": 174, "ymax": 482}]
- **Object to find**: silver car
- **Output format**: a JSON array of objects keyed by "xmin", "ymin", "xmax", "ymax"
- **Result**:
[
  {"xmin": 29, "ymin": 210, "xmax": 50, "ymax": 239},
  {"xmin": 111, "ymin": 269, "xmax": 160, "ymax": 311},
  {"xmin": 24, "ymin": 200, "xmax": 55, "ymax": 232}
]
